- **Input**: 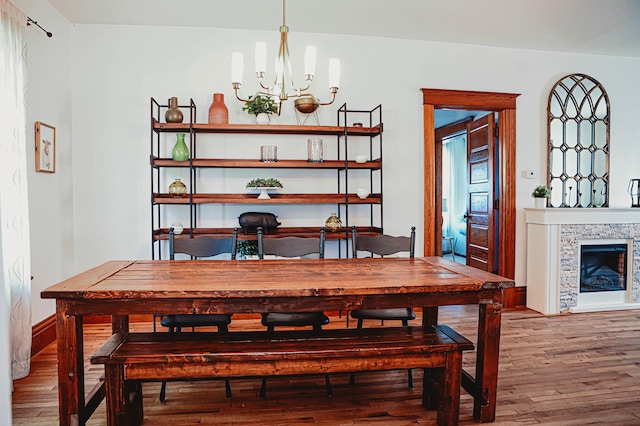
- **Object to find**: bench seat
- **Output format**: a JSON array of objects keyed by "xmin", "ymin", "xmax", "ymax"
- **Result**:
[{"xmin": 91, "ymin": 325, "xmax": 473, "ymax": 426}]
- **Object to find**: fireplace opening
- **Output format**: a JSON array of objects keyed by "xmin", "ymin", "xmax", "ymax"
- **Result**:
[{"xmin": 580, "ymin": 243, "xmax": 628, "ymax": 293}]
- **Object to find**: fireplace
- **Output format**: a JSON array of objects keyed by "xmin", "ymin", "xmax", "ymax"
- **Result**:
[
  {"xmin": 525, "ymin": 208, "xmax": 640, "ymax": 315},
  {"xmin": 580, "ymin": 243, "xmax": 627, "ymax": 293}
]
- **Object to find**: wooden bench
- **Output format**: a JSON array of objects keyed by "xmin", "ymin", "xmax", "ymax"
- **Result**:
[{"xmin": 91, "ymin": 325, "xmax": 474, "ymax": 426}]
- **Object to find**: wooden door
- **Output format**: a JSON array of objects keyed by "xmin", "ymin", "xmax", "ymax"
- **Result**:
[{"xmin": 466, "ymin": 113, "xmax": 496, "ymax": 272}]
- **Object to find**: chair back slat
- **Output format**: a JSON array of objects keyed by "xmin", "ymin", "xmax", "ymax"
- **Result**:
[
  {"xmin": 169, "ymin": 228, "xmax": 238, "ymax": 260},
  {"xmin": 352, "ymin": 226, "xmax": 415, "ymax": 258},
  {"xmin": 257, "ymin": 227, "xmax": 325, "ymax": 259}
]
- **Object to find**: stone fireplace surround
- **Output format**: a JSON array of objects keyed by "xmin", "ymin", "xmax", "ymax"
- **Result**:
[{"xmin": 526, "ymin": 208, "xmax": 640, "ymax": 315}]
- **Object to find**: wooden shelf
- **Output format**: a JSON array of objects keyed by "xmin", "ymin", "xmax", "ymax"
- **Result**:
[
  {"xmin": 151, "ymin": 157, "xmax": 381, "ymax": 170},
  {"xmin": 153, "ymin": 193, "xmax": 382, "ymax": 205},
  {"xmin": 152, "ymin": 119, "xmax": 382, "ymax": 136},
  {"xmin": 153, "ymin": 226, "xmax": 384, "ymax": 241}
]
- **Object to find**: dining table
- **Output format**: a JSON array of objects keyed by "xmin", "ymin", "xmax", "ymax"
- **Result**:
[{"xmin": 41, "ymin": 256, "xmax": 514, "ymax": 425}]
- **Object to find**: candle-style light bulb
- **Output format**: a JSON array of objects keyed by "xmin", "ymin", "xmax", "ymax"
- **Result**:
[
  {"xmin": 328, "ymin": 58, "xmax": 340, "ymax": 88},
  {"xmin": 304, "ymin": 46, "xmax": 316, "ymax": 77},
  {"xmin": 231, "ymin": 52, "xmax": 244, "ymax": 84},
  {"xmin": 255, "ymin": 42, "xmax": 267, "ymax": 75}
]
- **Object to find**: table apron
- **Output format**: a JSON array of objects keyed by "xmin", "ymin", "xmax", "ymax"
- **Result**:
[{"xmin": 60, "ymin": 290, "xmax": 502, "ymax": 316}]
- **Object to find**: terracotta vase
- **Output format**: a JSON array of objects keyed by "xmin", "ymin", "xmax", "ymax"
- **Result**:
[
  {"xmin": 208, "ymin": 93, "xmax": 228, "ymax": 124},
  {"xmin": 165, "ymin": 97, "xmax": 184, "ymax": 123}
]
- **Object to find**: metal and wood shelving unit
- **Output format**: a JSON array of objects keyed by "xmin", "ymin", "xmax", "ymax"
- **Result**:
[{"xmin": 150, "ymin": 98, "xmax": 383, "ymax": 259}]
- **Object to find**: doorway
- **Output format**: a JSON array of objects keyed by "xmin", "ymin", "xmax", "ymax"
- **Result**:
[
  {"xmin": 438, "ymin": 111, "xmax": 495, "ymax": 267},
  {"xmin": 421, "ymin": 89, "xmax": 519, "ymax": 294}
]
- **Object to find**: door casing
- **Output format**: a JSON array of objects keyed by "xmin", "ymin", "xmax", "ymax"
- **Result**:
[{"xmin": 422, "ymin": 88, "xmax": 518, "ymax": 281}]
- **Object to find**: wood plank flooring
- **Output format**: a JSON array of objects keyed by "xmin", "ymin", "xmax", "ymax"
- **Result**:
[{"xmin": 11, "ymin": 306, "xmax": 640, "ymax": 425}]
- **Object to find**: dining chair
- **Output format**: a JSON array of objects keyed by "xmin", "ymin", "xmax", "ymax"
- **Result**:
[
  {"xmin": 157, "ymin": 227, "xmax": 238, "ymax": 401},
  {"xmin": 349, "ymin": 225, "xmax": 416, "ymax": 388},
  {"xmin": 256, "ymin": 227, "xmax": 332, "ymax": 398}
]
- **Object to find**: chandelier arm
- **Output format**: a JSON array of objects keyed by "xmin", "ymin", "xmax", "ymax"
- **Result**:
[
  {"xmin": 233, "ymin": 83, "xmax": 252, "ymax": 103},
  {"xmin": 315, "ymin": 88, "xmax": 338, "ymax": 106}
]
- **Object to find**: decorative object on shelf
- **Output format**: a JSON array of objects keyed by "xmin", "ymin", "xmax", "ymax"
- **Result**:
[
  {"xmin": 356, "ymin": 188, "xmax": 370, "ymax": 199},
  {"xmin": 532, "ymin": 185, "xmax": 551, "ymax": 209},
  {"xmin": 208, "ymin": 93, "xmax": 228, "ymax": 124},
  {"xmin": 246, "ymin": 177, "xmax": 283, "ymax": 199},
  {"xmin": 238, "ymin": 212, "xmax": 281, "ymax": 234},
  {"xmin": 242, "ymin": 95, "xmax": 277, "ymax": 124},
  {"xmin": 168, "ymin": 179, "xmax": 187, "ymax": 198},
  {"xmin": 307, "ymin": 138, "xmax": 323, "ymax": 162},
  {"xmin": 628, "ymin": 179, "xmax": 640, "ymax": 207},
  {"xmin": 260, "ymin": 145, "xmax": 277, "ymax": 162},
  {"xmin": 170, "ymin": 222, "xmax": 184, "ymax": 234},
  {"xmin": 294, "ymin": 96, "xmax": 320, "ymax": 125},
  {"xmin": 355, "ymin": 155, "xmax": 367, "ymax": 164},
  {"xmin": 165, "ymin": 97, "xmax": 184, "ymax": 123},
  {"xmin": 325, "ymin": 213, "xmax": 342, "ymax": 232},
  {"xmin": 231, "ymin": 0, "xmax": 340, "ymax": 115},
  {"xmin": 353, "ymin": 122, "xmax": 363, "ymax": 127},
  {"xmin": 171, "ymin": 133, "xmax": 189, "ymax": 161}
]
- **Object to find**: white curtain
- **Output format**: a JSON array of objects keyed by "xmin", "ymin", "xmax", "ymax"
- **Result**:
[{"xmin": 0, "ymin": 0, "xmax": 32, "ymax": 380}]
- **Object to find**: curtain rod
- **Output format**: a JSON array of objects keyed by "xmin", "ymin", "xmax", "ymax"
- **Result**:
[{"xmin": 27, "ymin": 17, "xmax": 52, "ymax": 37}]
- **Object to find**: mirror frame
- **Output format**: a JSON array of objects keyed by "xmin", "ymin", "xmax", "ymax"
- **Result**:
[{"xmin": 547, "ymin": 73, "xmax": 610, "ymax": 208}]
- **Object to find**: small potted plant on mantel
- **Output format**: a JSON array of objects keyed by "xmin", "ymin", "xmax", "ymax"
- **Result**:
[
  {"xmin": 242, "ymin": 95, "xmax": 278, "ymax": 124},
  {"xmin": 532, "ymin": 185, "xmax": 551, "ymax": 208},
  {"xmin": 246, "ymin": 177, "xmax": 283, "ymax": 199}
]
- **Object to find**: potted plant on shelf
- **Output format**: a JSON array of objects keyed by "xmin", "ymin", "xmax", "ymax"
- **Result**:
[
  {"xmin": 242, "ymin": 95, "xmax": 278, "ymax": 124},
  {"xmin": 236, "ymin": 240, "xmax": 259, "ymax": 259},
  {"xmin": 246, "ymin": 177, "xmax": 283, "ymax": 199},
  {"xmin": 532, "ymin": 185, "xmax": 551, "ymax": 208}
]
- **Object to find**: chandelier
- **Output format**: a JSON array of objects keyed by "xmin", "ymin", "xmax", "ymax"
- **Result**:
[{"xmin": 231, "ymin": 0, "xmax": 340, "ymax": 116}]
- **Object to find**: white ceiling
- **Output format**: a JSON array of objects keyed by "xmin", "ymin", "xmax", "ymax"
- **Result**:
[{"xmin": 47, "ymin": 0, "xmax": 640, "ymax": 58}]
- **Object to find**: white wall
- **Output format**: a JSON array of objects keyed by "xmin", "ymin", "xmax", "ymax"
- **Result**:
[{"xmin": 68, "ymin": 23, "xmax": 640, "ymax": 285}]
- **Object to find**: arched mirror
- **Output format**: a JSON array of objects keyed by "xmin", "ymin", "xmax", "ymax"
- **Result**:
[{"xmin": 548, "ymin": 73, "xmax": 610, "ymax": 208}]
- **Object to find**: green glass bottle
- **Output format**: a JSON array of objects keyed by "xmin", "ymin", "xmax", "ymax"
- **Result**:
[{"xmin": 172, "ymin": 133, "xmax": 189, "ymax": 162}]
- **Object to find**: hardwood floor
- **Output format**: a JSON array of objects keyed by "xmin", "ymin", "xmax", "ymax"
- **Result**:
[{"xmin": 12, "ymin": 306, "xmax": 640, "ymax": 425}]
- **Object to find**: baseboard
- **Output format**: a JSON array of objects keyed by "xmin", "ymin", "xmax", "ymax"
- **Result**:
[
  {"xmin": 503, "ymin": 286, "xmax": 527, "ymax": 309},
  {"xmin": 31, "ymin": 315, "xmax": 57, "ymax": 357}
]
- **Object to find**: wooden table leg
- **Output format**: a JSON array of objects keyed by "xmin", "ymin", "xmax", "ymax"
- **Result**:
[
  {"xmin": 56, "ymin": 300, "xmax": 84, "ymax": 426},
  {"xmin": 473, "ymin": 293, "xmax": 503, "ymax": 422}
]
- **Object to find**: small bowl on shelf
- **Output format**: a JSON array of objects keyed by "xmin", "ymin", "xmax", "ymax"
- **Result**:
[
  {"xmin": 356, "ymin": 188, "xmax": 370, "ymax": 199},
  {"xmin": 355, "ymin": 155, "xmax": 368, "ymax": 164}
]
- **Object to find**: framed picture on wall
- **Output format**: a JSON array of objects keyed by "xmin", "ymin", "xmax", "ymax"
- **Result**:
[{"xmin": 35, "ymin": 121, "xmax": 56, "ymax": 173}]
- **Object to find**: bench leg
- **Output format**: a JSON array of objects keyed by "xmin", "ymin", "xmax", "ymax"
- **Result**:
[
  {"xmin": 422, "ymin": 368, "xmax": 438, "ymax": 410},
  {"xmin": 434, "ymin": 351, "xmax": 463, "ymax": 426},
  {"xmin": 104, "ymin": 365, "xmax": 143, "ymax": 426}
]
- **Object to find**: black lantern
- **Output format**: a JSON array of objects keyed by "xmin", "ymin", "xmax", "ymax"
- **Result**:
[{"xmin": 628, "ymin": 179, "xmax": 640, "ymax": 207}]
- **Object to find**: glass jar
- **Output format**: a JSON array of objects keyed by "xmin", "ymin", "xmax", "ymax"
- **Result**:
[
  {"xmin": 307, "ymin": 138, "xmax": 323, "ymax": 162},
  {"xmin": 325, "ymin": 213, "xmax": 342, "ymax": 232},
  {"xmin": 168, "ymin": 178, "xmax": 187, "ymax": 198}
]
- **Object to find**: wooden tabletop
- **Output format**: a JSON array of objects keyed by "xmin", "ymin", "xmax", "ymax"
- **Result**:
[{"xmin": 42, "ymin": 257, "xmax": 514, "ymax": 300}]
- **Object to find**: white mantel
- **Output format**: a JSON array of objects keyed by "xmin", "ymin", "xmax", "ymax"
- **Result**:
[
  {"xmin": 525, "ymin": 208, "xmax": 640, "ymax": 225},
  {"xmin": 525, "ymin": 208, "xmax": 640, "ymax": 315}
]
